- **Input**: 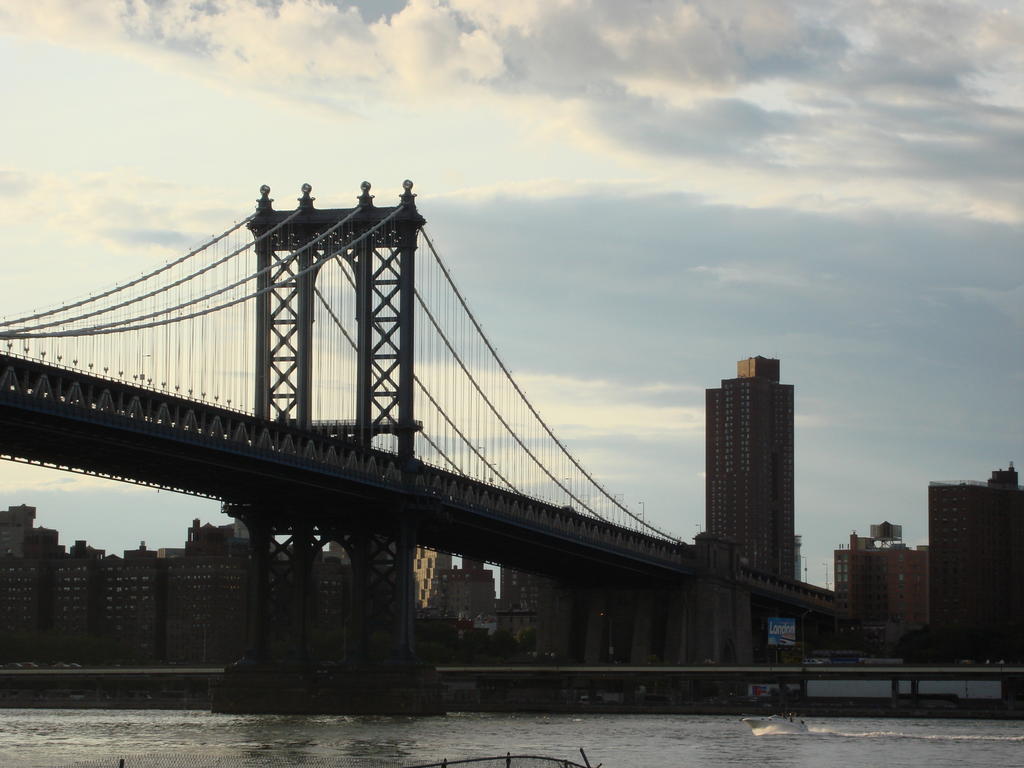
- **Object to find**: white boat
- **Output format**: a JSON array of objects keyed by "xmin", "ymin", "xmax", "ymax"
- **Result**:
[{"xmin": 741, "ymin": 713, "xmax": 809, "ymax": 735}]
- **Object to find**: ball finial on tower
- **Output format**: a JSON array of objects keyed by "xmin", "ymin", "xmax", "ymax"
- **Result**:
[
  {"xmin": 358, "ymin": 181, "xmax": 374, "ymax": 208},
  {"xmin": 298, "ymin": 183, "xmax": 315, "ymax": 209},
  {"xmin": 257, "ymin": 184, "xmax": 273, "ymax": 211},
  {"xmin": 400, "ymin": 179, "xmax": 416, "ymax": 205}
]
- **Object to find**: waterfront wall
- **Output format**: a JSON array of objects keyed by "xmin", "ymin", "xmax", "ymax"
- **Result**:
[{"xmin": 0, "ymin": 665, "xmax": 1019, "ymax": 717}]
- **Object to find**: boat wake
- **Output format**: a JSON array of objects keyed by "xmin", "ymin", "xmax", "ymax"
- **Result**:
[
  {"xmin": 749, "ymin": 724, "xmax": 812, "ymax": 737},
  {"xmin": 741, "ymin": 715, "xmax": 809, "ymax": 736},
  {"xmin": 808, "ymin": 728, "xmax": 1024, "ymax": 742}
]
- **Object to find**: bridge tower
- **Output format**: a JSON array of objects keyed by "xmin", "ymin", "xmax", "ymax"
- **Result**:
[
  {"xmin": 215, "ymin": 183, "xmax": 439, "ymax": 714},
  {"xmin": 248, "ymin": 181, "xmax": 424, "ymax": 462}
]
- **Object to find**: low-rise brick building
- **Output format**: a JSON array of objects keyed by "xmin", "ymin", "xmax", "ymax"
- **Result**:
[{"xmin": 834, "ymin": 521, "xmax": 928, "ymax": 646}]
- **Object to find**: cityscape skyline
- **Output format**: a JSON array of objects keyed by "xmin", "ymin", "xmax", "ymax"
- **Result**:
[{"xmin": 1, "ymin": 1, "xmax": 1021, "ymax": 586}]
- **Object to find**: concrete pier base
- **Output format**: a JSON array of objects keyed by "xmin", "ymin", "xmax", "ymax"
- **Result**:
[{"xmin": 211, "ymin": 663, "xmax": 445, "ymax": 715}]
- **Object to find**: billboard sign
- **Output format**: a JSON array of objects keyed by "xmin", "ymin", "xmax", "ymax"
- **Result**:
[{"xmin": 767, "ymin": 617, "xmax": 797, "ymax": 646}]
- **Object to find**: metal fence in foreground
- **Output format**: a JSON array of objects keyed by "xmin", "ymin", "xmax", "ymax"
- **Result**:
[{"xmin": 51, "ymin": 753, "xmax": 595, "ymax": 768}]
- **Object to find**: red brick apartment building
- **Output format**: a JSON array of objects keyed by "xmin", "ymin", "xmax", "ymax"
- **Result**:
[
  {"xmin": 834, "ymin": 521, "xmax": 929, "ymax": 644},
  {"xmin": 929, "ymin": 464, "xmax": 1023, "ymax": 630}
]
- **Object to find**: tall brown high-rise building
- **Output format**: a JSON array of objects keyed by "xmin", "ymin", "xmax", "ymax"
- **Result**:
[
  {"xmin": 929, "ymin": 464, "xmax": 1023, "ymax": 630},
  {"xmin": 706, "ymin": 356, "xmax": 795, "ymax": 577}
]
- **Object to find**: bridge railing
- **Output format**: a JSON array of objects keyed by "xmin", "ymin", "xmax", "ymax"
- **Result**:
[
  {"xmin": 739, "ymin": 565, "xmax": 835, "ymax": 608},
  {"xmin": 1, "ymin": 353, "xmax": 693, "ymax": 573}
]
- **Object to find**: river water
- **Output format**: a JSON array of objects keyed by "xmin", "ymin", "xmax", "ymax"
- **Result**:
[{"xmin": 0, "ymin": 710, "xmax": 1021, "ymax": 768}]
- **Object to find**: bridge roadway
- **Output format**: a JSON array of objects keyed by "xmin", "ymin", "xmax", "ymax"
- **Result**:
[{"xmin": 0, "ymin": 353, "xmax": 692, "ymax": 586}]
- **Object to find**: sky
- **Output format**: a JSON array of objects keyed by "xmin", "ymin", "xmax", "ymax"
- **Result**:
[{"xmin": 0, "ymin": 0, "xmax": 1021, "ymax": 587}]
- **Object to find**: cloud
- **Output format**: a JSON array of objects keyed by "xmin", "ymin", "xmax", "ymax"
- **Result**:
[
  {"xmin": 0, "ymin": 170, "xmax": 241, "ymax": 251},
  {"xmin": 689, "ymin": 264, "xmax": 817, "ymax": 290},
  {"xmin": 513, "ymin": 372, "xmax": 705, "ymax": 441},
  {"xmin": 0, "ymin": 170, "xmax": 250, "ymax": 311},
  {"xmin": 946, "ymin": 283, "xmax": 1024, "ymax": 329},
  {"xmin": 584, "ymin": 93, "xmax": 804, "ymax": 164},
  {"xmin": 1, "ymin": 0, "xmax": 1019, "ymax": 220},
  {"xmin": 377, "ymin": 0, "xmax": 505, "ymax": 89},
  {"xmin": 455, "ymin": 0, "xmax": 846, "ymax": 91},
  {"xmin": 0, "ymin": 171, "xmax": 29, "ymax": 196},
  {"xmin": 0, "ymin": 459, "xmax": 153, "ymax": 494},
  {"xmin": 101, "ymin": 227, "xmax": 195, "ymax": 249}
]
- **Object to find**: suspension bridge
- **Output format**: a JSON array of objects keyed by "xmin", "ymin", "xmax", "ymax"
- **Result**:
[{"xmin": 0, "ymin": 182, "xmax": 830, "ymax": 713}]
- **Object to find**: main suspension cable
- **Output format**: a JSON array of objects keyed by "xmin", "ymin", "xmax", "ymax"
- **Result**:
[
  {"xmin": 1, "ymin": 206, "xmax": 401, "ymax": 339},
  {"xmin": 0, "ymin": 213, "xmax": 257, "ymax": 328},
  {"xmin": 313, "ymin": 276, "xmax": 517, "ymax": 492},
  {"xmin": 414, "ymin": 286, "xmax": 591, "ymax": 515},
  {"xmin": 422, "ymin": 230, "xmax": 675, "ymax": 539},
  {"xmin": 5, "ymin": 210, "xmax": 304, "ymax": 334}
]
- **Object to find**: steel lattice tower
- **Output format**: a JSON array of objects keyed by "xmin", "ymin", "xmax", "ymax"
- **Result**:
[
  {"xmin": 249, "ymin": 181, "xmax": 424, "ymax": 462},
  {"xmin": 233, "ymin": 182, "xmax": 427, "ymax": 671}
]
